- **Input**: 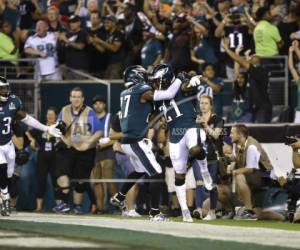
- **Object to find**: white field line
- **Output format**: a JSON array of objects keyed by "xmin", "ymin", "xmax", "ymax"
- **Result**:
[{"xmin": 3, "ymin": 213, "xmax": 300, "ymax": 249}]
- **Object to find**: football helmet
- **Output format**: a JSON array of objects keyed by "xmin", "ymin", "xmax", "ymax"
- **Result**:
[
  {"xmin": 150, "ymin": 64, "xmax": 175, "ymax": 90},
  {"xmin": 0, "ymin": 76, "xmax": 10, "ymax": 102},
  {"xmin": 123, "ymin": 65, "xmax": 148, "ymax": 88}
]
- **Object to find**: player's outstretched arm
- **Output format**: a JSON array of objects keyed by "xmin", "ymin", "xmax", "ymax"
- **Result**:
[
  {"xmin": 152, "ymin": 78, "xmax": 182, "ymax": 101},
  {"xmin": 16, "ymin": 110, "xmax": 61, "ymax": 137}
]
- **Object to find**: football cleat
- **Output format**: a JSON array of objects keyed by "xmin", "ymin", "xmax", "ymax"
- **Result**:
[
  {"xmin": 110, "ymin": 193, "xmax": 126, "ymax": 210},
  {"xmin": 149, "ymin": 212, "xmax": 169, "ymax": 222},
  {"xmin": 182, "ymin": 209, "xmax": 193, "ymax": 222},
  {"xmin": 1, "ymin": 199, "xmax": 11, "ymax": 216}
]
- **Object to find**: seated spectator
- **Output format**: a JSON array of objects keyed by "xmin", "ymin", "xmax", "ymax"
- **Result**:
[
  {"xmin": 57, "ymin": 15, "xmax": 89, "ymax": 79},
  {"xmin": 24, "ymin": 20, "xmax": 62, "ymax": 81},
  {"xmin": 0, "ymin": 20, "xmax": 19, "ymax": 78},
  {"xmin": 253, "ymin": 6, "xmax": 283, "ymax": 57},
  {"xmin": 140, "ymin": 26, "xmax": 162, "ymax": 72},
  {"xmin": 86, "ymin": 11, "xmax": 107, "ymax": 77}
]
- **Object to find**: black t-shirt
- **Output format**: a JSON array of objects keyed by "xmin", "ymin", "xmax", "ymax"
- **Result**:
[
  {"xmin": 87, "ymin": 26, "xmax": 107, "ymax": 72},
  {"xmin": 278, "ymin": 21, "xmax": 298, "ymax": 55},
  {"xmin": 18, "ymin": 0, "xmax": 36, "ymax": 29},
  {"xmin": 64, "ymin": 30, "xmax": 89, "ymax": 70},
  {"xmin": 105, "ymin": 30, "xmax": 125, "ymax": 64},
  {"xmin": 224, "ymin": 25, "xmax": 252, "ymax": 67},
  {"xmin": 248, "ymin": 65, "xmax": 272, "ymax": 108},
  {"xmin": 167, "ymin": 29, "xmax": 192, "ymax": 73},
  {"xmin": 206, "ymin": 114, "xmax": 224, "ymax": 161}
]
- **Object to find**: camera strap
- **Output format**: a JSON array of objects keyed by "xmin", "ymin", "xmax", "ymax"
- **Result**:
[{"xmin": 64, "ymin": 104, "xmax": 87, "ymax": 133}]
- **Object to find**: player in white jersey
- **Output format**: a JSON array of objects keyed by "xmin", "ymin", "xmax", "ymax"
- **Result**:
[{"xmin": 24, "ymin": 20, "xmax": 62, "ymax": 81}]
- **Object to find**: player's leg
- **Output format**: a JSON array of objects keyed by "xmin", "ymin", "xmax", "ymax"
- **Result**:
[
  {"xmin": 133, "ymin": 139, "xmax": 166, "ymax": 220},
  {"xmin": 187, "ymin": 128, "xmax": 213, "ymax": 190},
  {"xmin": 111, "ymin": 144, "xmax": 146, "ymax": 209},
  {"xmin": 169, "ymin": 138, "xmax": 193, "ymax": 222},
  {"xmin": 1, "ymin": 142, "xmax": 16, "ymax": 216}
]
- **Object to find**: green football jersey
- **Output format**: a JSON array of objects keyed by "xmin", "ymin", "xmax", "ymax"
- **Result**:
[
  {"xmin": 120, "ymin": 83, "xmax": 153, "ymax": 141},
  {"xmin": 0, "ymin": 95, "xmax": 22, "ymax": 145},
  {"xmin": 158, "ymin": 88, "xmax": 198, "ymax": 143}
]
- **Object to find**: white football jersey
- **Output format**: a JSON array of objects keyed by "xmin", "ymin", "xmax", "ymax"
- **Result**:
[{"xmin": 24, "ymin": 32, "xmax": 58, "ymax": 76}]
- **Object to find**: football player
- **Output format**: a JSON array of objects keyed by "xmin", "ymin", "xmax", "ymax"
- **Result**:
[
  {"xmin": 150, "ymin": 64, "xmax": 213, "ymax": 222},
  {"xmin": 110, "ymin": 65, "xmax": 190, "ymax": 221},
  {"xmin": 0, "ymin": 76, "xmax": 61, "ymax": 216}
]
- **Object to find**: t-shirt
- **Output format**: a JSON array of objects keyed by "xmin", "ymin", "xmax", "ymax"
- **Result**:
[
  {"xmin": 24, "ymin": 32, "xmax": 58, "ymax": 75},
  {"xmin": 253, "ymin": 20, "xmax": 282, "ymax": 56},
  {"xmin": 105, "ymin": 30, "xmax": 125, "ymax": 64},
  {"xmin": 18, "ymin": 0, "xmax": 36, "ymax": 29},
  {"xmin": 0, "ymin": 32, "xmax": 18, "ymax": 63},
  {"xmin": 64, "ymin": 30, "xmax": 89, "ymax": 70}
]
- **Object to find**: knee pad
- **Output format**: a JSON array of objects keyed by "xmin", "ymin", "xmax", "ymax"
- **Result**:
[
  {"xmin": 74, "ymin": 182, "xmax": 87, "ymax": 193},
  {"xmin": 189, "ymin": 145, "xmax": 206, "ymax": 161},
  {"xmin": 175, "ymin": 177, "xmax": 185, "ymax": 186}
]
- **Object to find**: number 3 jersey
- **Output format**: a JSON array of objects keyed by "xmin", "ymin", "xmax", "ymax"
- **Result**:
[
  {"xmin": 157, "ymin": 87, "xmax": 198, "ymax": 143},
  {"xmin": 120, "ymin": 83, "xmax": 153, "ymax": 142},
  {"xmin": 0, "ymin": 95, "xmax": 22, "ymax": 145},
  {"xmin": 24, "ymin": 32, "xmax": 58, "ymax": 76}
]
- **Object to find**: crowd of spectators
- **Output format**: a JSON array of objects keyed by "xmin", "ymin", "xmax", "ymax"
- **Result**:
[{"xmin": 0, "ymin": 0, "xmax": 299, "ymax": 79}]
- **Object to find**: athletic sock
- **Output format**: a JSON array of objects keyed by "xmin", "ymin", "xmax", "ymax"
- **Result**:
[{"xmin": 174, "ymin": 184, "xmax": 188, "ymax": 211}]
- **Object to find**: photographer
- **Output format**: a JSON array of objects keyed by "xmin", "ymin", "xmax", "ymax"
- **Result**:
[
  {"xmin": 229, "ymin": 124, "xmax": 284, "ymax": 220},
  {"xmin": 283, "ymin": 138, "xmax": 300, "ymax": 222},
  {"xmin": 192, "ymin": 95, "xmax": 224, "ymax": 220},
  {"xmin": 53, "ymin": 87, "xmax": 102, "ymax": 214}
]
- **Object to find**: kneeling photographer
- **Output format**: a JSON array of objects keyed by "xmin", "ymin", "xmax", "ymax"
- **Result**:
[{"xmin": 283, "ymin": 136, "xmax": 300, "ymax": 222}]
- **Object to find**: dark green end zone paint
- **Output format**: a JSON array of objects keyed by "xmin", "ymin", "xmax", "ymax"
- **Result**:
[{"xmin": 0, "ymin": 220, "xmax": 295, "ymax": 250}]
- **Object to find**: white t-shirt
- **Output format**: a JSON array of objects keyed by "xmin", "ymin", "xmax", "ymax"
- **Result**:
[{"xmin": 24, "ymin": 32, "xmax": 58, "ymax": 76}]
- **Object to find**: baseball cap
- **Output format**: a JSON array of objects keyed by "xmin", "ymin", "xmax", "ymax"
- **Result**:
[
  {"xmin": 69, "ymin": 15, "xmax": 81, "ymax": 23},
  {"xmin": 92, "ymin": 95, "xmax": 106, "ymax": 104},
  {"xmin": 104, "ymin": 15, "xmax": 117, "ymax": 22}
]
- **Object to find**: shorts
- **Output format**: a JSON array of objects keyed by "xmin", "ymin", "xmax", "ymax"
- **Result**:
[
  {"xmin": 115, "ymin": 152, "xmax": 135, "ymax": 177},
  {"xmin": 55, "ymin": 147, "xmax": 95, "ymax": 180},
  {"xmin": 245, "ymin": 170, "xmax": 264, "ymax": 191},
  {"xmin": 169, "ymin": 128, "xmax": 206, "ymax": 174},
  {"xmin": 121, "ymin": 138, "xmax": 162, "ymax": 176},
  {"xmin": 90, "ymin": 158, "xmax": 115, "ymax": 179}
]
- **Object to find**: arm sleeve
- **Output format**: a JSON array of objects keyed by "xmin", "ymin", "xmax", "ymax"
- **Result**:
[
  {"xmin": 272, "ymin": 26, "xmax": 282, "ymax": 42},
  {"xmin": 21, "ymin": 114, "xmax": 48, "ymax": 132},
  {"xmin": 246, "ymin": 145, "xmax": 261, "ymax": 169},
  {"xmin": 153, "ymin": 78, "xmax": 182, "ymax": 101}
]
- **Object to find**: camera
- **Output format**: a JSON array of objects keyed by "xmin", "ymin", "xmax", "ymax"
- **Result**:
[
  {"xmin": 56, "ymin": 120, "xmax": 67, "ymax": 135},
  {"xmin": 284, "ymin": 136, "xmax": 298, "ymax": 145}
]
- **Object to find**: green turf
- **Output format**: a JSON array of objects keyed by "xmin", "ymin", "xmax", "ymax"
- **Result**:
[{"xmin": 0, "ymin": 219, "xmax": 295, "ymax": 250}]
